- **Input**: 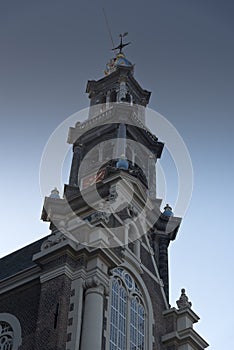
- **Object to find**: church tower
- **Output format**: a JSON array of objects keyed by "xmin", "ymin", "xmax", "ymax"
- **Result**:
[{"xmin": 0, "ymin": 38, "xmax": 209, "ymax": 350}]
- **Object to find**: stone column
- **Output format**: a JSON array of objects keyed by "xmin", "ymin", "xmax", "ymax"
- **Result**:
[
  {"xmin": 80, "ymin": 277, "xmax": 105, "ymax": 350},
  {"xmin": 69, "ymin": 144, "xmax": 82, "ymax": 186}
]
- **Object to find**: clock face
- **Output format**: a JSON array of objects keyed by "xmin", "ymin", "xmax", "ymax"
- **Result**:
[{"xmin": 80, "ymin": 168, "xmax": 106, "ymax": 190}]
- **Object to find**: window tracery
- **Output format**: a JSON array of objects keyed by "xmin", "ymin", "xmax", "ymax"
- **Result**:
[
  {"xmin": 109, "ymin": 268, "xmax": 146, "ymax": 350},
  {"xmin": 0, "ymin": 322, "xmax": 13, "ymax": 350}
]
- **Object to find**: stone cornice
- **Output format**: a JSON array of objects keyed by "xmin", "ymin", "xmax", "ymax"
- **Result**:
[
  {"xmin": 163, "ymin": 307, "xmax": 200, "ymax": 324},
  {"xmin": 161, "ymin": 328, "xmax": 209, "ymax": 349},
  {"xmin": 40, "ymin": 264, "xmax": 75, "ymax": 283},
  {"xmin": 32, "ymin": 240, "xmax": 83, "ymax": 265},
  {"xmin": 85, "ymin": 66, "xmax": 151, "ymax": 104}
]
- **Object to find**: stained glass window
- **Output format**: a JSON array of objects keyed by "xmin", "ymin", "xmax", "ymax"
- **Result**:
[{"xmin": 109, "ymin": 269, "xmax": 145, "ymax": 350}]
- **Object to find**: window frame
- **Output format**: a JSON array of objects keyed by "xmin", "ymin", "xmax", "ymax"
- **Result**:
[{"xmin": 106, "ymin": 267, "xmax": 153, "ymax": 350}]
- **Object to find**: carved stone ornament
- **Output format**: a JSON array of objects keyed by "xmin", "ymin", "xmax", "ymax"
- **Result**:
[
  {"xmin": 85, "ymin": 211, "xmax": 110, "ymax": 225},
  {"xmin": 108, "ymin": 185, "xmax": 118, "ymax": 202},
  {"xmin": 85, "ymin": 276, "xmax": 100, "ymax": 289},
  {"xmin": 41, "ymin": 231, "xmax": 67, "ymax": 251},
  {"xmin": 84, "ymin": 277, "xmax": 109, "ymax": 295},
  {"xmin": 127, "ymin": 204, "xmax": 138, "ymax": 218},
  {"xmin": 176, "ymin": 288, "xmax": 192, "ymax": 310}
]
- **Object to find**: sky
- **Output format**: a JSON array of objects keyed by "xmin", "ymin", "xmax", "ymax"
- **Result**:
[{"xmin": 0, "ymin": 0, "xmax": 234, "ymax": 348}]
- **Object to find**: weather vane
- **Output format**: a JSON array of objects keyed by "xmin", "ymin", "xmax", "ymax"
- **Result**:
[{"xmin": 112, "ymin": 32, "xmax": 131, "ymax": 54}]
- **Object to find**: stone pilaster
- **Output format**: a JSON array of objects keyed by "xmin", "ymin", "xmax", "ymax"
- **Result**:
[{"xmin": 66, "ymin": 278, "xmax": 85, "ymax": 350}]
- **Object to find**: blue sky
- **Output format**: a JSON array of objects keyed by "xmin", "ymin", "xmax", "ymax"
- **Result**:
[{"xmin": 0, "ymin": 1, "xmax": 233, "ymax": 348}]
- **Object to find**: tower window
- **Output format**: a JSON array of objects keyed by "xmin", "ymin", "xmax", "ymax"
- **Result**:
[
  {"xmin": 100, "ymin": 95, "xmax": 106, "ymax": 104},
  {"xmin": 108, "ymin": 268, "xmax": 146, "ymax": 350},
  {"xmin": 125, "ymin": 93, "xmax": 131, "ymax": 103},
  {"xmin": 110, "ymin": 90, "xmax": 117, "ymax": 103}
]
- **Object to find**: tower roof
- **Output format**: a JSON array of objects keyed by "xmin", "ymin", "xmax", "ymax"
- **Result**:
[
  {"xmin": 104, "ymin": 52, "xmax": 133, "ymax": 76},
  {"xmin": 115, "ymin": 52, "xmax": 132, "ymax": 68}
]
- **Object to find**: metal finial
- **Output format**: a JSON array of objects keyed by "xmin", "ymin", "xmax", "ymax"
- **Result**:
[{"xmin": 112, "ymin": 32, "xmax": 131, "ymax": 54}]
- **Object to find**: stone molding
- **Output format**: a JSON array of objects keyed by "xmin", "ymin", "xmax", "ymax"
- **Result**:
[
  {"xmin": 120, "ymin": 247, "xmax": 143, "ymax": 275},
  {"xmin": 40, "ymin": 265, "xmax": 75, "ymax": 283}
]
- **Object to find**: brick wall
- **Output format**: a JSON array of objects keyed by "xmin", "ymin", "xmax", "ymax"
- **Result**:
[
  {"xmin": 0, "ymin": 280, "xmax": 41, "ymax": 349},
  {"xmin": 34, "ymin": 274, "xmax": 72, "ymax": 350}
]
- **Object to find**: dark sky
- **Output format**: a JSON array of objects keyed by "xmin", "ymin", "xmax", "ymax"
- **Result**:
[{"xmin": 0, "ymin": 1, "xmax": 233, "ymax": 348}]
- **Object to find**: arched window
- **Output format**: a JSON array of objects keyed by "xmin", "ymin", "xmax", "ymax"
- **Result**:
[
  {"xmin": 0, "ymin": 321, "xmax": 13, "ymax": 349},
  {"xmin": 108, "ymin": 268, "xmax": 146, "ymax": 350},
  {"xmin": 0, "ymin": 314, "xmax": 22, "ymax": 350}
]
